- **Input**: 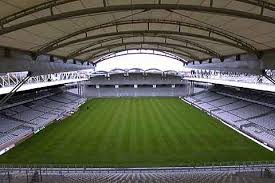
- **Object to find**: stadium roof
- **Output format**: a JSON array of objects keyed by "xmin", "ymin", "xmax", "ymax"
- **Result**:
[{"xmin": 1, "ymin": 0, "xmax": 275, "ymax": 64}]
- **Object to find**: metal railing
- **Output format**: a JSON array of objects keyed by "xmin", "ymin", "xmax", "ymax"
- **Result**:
[{"xmin": 0, "ymin": 160, "xmax": 274, "ymax": 171}]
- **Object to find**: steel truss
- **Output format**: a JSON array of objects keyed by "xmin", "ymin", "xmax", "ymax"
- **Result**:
[
  {"xmin": 0, "ymin": 73, "xmax": 31, "ymax": 107},
  {"xmin": 187, "ymin": 68, "xmax": 275, "ymax": 85},
  {"xmin": 0, "ymin": 71, "xmax": 84, "ymax": 88},
  {"xmin": 262, "ymin": 70, "xmax": 275, "ymax": 85}
]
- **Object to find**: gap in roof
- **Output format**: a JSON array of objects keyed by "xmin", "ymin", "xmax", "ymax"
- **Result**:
[{"xmin": 95, "ymin": 50, "xmax": 185, "ymax": 72}]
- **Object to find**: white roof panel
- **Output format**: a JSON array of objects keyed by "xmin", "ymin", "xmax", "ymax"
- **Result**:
[{"xmin": 0, "ymin": 0, "xmax": 274, "ymax": 63}]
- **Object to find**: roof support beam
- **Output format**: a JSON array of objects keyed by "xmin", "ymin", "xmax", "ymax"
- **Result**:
[
  {"xmin": 37, "ymin": 19, "xmax": 257, "ymax": 55},
  {"xmin": 103, "ymin": 0, "xmax": 107, "ymax": 7},
  {"xmin": 91, "ymin": 48, "xmax": 191, "ymax": 64},
  {"xmin": 210, "ymin": 0, "xmax": 214, "ymax": 7},
  {"xmin": 235, "ymin": 0, "xmax": 275, "ymax": 12},
  {"xmin": 41, "ymin": 30, "xmax": 247, "ymax": 56},
  {"xmin": 75, "ymin": 41, "xmax": 212, "ymax": 59},
  {"xmin": 0, "ymin": 0, "xmax": 78, "ymax": 26},
  {"xmin": 68, "ymin": 35, "xmax": 221, "ymax": 58},
  {"xmin": 1, "ymin": 4, "xmax": 275, "ymax": 36},
  {"xmin": 93, "ymin": 52, "xmax": 184, "ymax": 64},
  {"xmin": 85, "ymin": 42, "xmax": 201, "ymax": 61},
  {"xmin": 93, "ymin": 49, "xmax": 191, "ymax": 61}
]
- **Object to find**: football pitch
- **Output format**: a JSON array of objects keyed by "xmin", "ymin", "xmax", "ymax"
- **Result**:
[{"xmin": 0, "ymin": 97, "xmax": 274, "ymax": 167}]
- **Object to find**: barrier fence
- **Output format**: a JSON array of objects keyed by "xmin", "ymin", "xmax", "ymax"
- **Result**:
[
  {"xmin": 0, "ymin": 162, "xmax": 274, "ymax": 182},
  {"xmin": 0, "ymin": 161, "xmax": 274, "ymax": 172}
]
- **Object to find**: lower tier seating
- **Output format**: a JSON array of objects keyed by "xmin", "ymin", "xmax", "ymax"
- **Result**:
[
  {"xmin": 0, "ymin": 91, "xmax": 86, "ymax": 152},
  {"xmin": 243, "ymin": 126, "xmax": 275, "ymax": 148},
  {"xmin": 0, "ymin": 127, "xmax": 32, "ymax": 149},
  {"xmin": 184, "ymin": 90, "xmax": 275, "ymax": 149}
]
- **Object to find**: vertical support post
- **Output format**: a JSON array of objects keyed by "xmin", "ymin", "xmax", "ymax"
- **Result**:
[
  {"xmin": 210, "ymin": 0, "xmax": 213, "ymax": 7},
  {"xmin": 77, "ymin": 82, "xmax": 80, "ymax": 95},
  {"xmin": 40, "ymin": 168, "xmax": 42, "ymax": 182},
  {"xmin": 26, "ymin": 170, "xmax": 29, "ymax": 183},
  {"xmin": 8, "ymin": 171, "xmax": 10, "ymax": 183}
]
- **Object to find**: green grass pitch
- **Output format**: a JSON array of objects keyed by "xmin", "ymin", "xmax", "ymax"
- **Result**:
[{"xmin": 0, "ymin": 97, "xmax": 274, "ymax": 167}]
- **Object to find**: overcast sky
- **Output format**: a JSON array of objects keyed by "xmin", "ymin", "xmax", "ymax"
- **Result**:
[{"xmin": 96, "ymin": 54, "xmax": 185, "ymax": 71}]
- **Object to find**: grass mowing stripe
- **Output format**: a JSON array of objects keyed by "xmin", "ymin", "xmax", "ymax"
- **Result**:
[
  {"xmin": 129, "ymin": 99, "xmax": 137, "ymax": 155},
  {"xmin": 138, "ymin": 99, "xmax": 151, "ymax": 156},
  {"xmin": 146, "ymin": 98, "xmax": 165, "ymax": 154},
  {"xmin": 164, "ymin": 99, "xmax": 197, "ymax": 147},
  {"xmin": 135, "ymin": 99, "xmax": 144, "ymax": 154},
  {"xmin": 114, "ymin": 99, "xmax": 130, "ymax": 160},
  {"xmin": 166, "ymin": 99, "xmax": 206, "ymax": 151},
  {"xmin": 90, "ymin": 99, "xmax": 119, "ymax": 155},
  {"xmin": 152, "ymin": 99, "xmax": 179, "ymax": 153}
]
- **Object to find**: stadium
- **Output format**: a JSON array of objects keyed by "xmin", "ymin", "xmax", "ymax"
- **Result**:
[{"xmin": 0, "ymin": 0, "xmax": 275, "ymax": 182}]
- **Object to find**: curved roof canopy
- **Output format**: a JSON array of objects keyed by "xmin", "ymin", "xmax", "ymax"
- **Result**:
[{"xmin": 0, "ymin": 0, "xmax": 275, "ymax": 64}]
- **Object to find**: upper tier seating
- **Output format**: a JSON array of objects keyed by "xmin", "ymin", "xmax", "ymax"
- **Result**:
[
  {"xmin": 0, "ymin": 116, "xmax": 22, "ymax": 133},
  {"xmin": 10, "ymin": 105, "xmax": 29, "ymax": 113},
  {"xmin": 89, "ymin": 73, "xmax": 184, "ymax": 85},
  {"xmin": 84, "ymin": 86, "xmax": 187, "ymax": 97},
  {"xmin": 13, "ymin": 110, "xmax": 44, "ymax": 122},
  {"xmin": 208, "ymin": 97, "xmax": 237, "ymax": 107},
  {"xmin": 214, "ymin": 85, "xmax": 275, "ymax": 108},
  {"xmin": 84, "ymin": 86, "xmax": 188, "ymax": 97},
  {"xmin": 48, "ymin": 95, "xmax": 73, "ymax": 104},
  {"xmin": 29, "ymin": 105, "xmax": 53, "ymax": 113},
  {"xmin": 219, "ymin": 101, "xmax": 250, "ymax": 111},
  {"xmin": 44, "ymin": 100, "xmax": 65, "ymax": 109},
  {"xmin": 192, "ymin": 92, "xmax": 214, "ymax": 100},
  {"xmin": 212, "ymin": 111, "xmax": 241, "ymax": 124},
  {"xmin": 229, "ymin": 104, "xmax": 272, "ymax": 119},
  {"xmin": 196, "ymin": 103, "xmax": 217, "ymax": 111},
  {"xmin": 0, "ymin": 109, "xmax": 16, "ymax": 116},
  {"xmin": 196, "ymin": 94, "xmax": 224, "ymax": 103},
  {"xmin": 0, "ymin": 89, "xmax": 58, "ymax": 111}
]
